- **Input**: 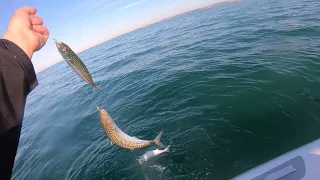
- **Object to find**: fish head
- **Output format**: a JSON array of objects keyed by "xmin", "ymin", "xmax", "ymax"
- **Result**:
[
  {"xmin": 97, "ymin": 107, "xmax": 115, "ymax": 127},
  {"xmin": 53, "ymin": 38, "xmax": 71, "ymax": 59}
]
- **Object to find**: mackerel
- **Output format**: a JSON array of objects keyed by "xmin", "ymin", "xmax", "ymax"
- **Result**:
[
  {"xmin": 53, "ymin": 38, "xmax": 100, "ymax": 89},
  {"xmin": 97, "ymin": 107, "xmax": 164, "ymax": 150}
]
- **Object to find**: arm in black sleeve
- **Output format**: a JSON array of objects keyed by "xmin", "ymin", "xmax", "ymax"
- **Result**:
[{"xmin": 0, "ymin": 39, "xmax": 38, "ymax": 180}]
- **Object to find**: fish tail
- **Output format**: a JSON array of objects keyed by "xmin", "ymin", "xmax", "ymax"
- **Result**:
[
  {"xmin": 164, "ymin": 145, "xmax": 170, "ymax": 152},
  {"xmin": 154, "ymin": 131, "xmax": 164, "ymax": 147}
]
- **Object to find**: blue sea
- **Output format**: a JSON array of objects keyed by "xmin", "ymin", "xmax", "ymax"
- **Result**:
[{"xmin": 12, "ymin": 0, "xmax": 320, "ymax": 179}]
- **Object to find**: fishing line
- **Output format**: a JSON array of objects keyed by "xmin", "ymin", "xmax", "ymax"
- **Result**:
[
  {"xmin": 73, "ymin": 74, "xmax": 99, "ymax": 108},
  {"xmin": 10, "ymin": 0, "xmax": 13, "ymax": 13}
]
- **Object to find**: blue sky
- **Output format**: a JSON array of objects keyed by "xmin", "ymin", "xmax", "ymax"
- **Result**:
[{"xmin": 0, "ymin": 0, "xmax": 227, "ymax": 72}]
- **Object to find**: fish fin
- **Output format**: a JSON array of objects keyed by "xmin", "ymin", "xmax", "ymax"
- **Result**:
[
  {"xmin": 164, "ymin": 145, "xmax": 170, "ymax": 152},
  {"xmin": 154, "ymin": 131, "xmax": 164, "ymax": 147}
]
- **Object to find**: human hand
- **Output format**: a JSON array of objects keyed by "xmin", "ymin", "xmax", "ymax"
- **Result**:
[{"xmin": 2, "ymin": 6, "xmax": 49, "ymax": 59}]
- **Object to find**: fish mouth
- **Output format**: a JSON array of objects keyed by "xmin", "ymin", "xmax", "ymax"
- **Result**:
[
  {"xmin": 53, "ymin": 38, "xmax": 62, "ymax": 48},
  {"xmin": 53, "ymin": 38, "xmax": 61, "ymax": 44},
  {"xmin": 97, "ymin": 107, "xmax": 108, "ymax": 115}
]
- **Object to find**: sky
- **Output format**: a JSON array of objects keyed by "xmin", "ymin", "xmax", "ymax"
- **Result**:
[{"xmin": 0, "ymin": 0, "xmax": 229, "ymax": 73}]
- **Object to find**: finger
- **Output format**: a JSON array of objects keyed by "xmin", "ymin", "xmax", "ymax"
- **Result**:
[
  {"xmin": 34, "ymin": 26, "xmax": 50, "ymax": 51},
  {"xmin": 30, "ymin": 15, "xmax": 43, "ymax": 25},
  {"xmin": 39, "ymin": 32, "xmax": 50, "ymax": 49},
  {"xmin": 19, "ymin": 6, "xmax": 37, "ymax": 15},
  {"xmin": 32, "ymin": 25, "xmax": 49, "ymax": 35}
]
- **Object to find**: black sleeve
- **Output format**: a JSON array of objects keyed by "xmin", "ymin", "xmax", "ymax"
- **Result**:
[{"xmin": 0, "ymin": 39, "xmax": 38, "ymax": 180}]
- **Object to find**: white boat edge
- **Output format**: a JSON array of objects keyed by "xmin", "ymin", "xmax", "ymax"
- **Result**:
[{"xmin": 231, "ymin": 138, "xmax": 320, "ymax": 180}]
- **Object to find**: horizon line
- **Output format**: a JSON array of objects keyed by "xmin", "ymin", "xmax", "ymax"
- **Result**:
[{"xmin": 36, "ymin": 0, "xmax": 239, "ymax": 73}]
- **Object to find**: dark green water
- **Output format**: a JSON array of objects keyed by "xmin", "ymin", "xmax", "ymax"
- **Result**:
[{"xmin": 13, "ymin": 0, "xmax": 320, "ymax": 179}]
